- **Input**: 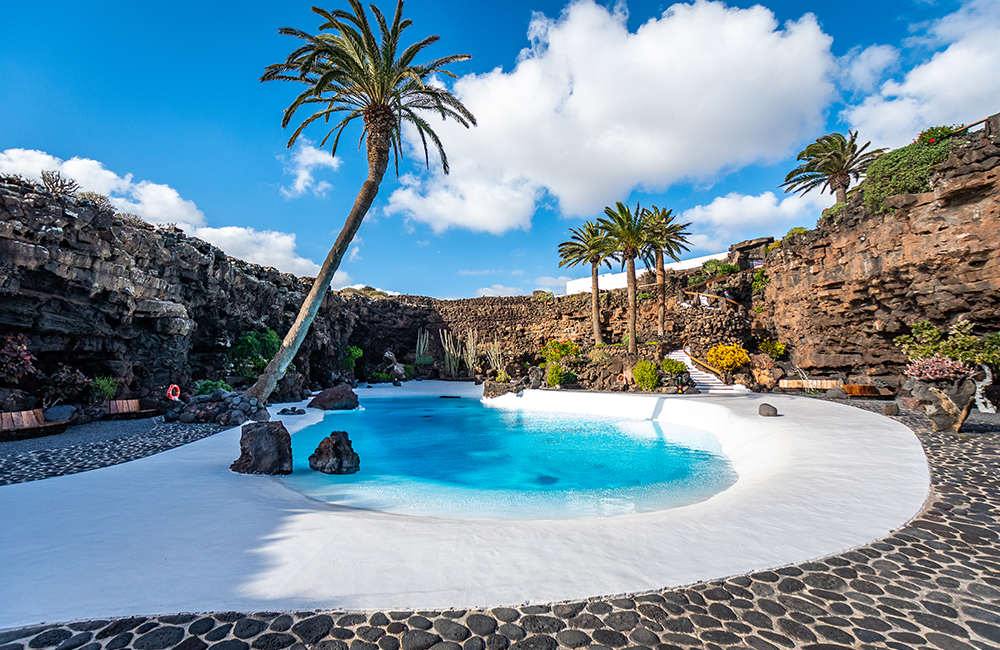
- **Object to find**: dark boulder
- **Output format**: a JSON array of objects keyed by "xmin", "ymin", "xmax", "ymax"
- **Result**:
[
  {"xmin": 758, "ymin": 403, "xmax": 778, "ymax": 417},
  {"xmin": 308, "ymin": 385, "xmax": 359, "ymax": 411},
  {"xmin": 231, "ymin": 421, "xmax": 293, "ymax": 475},
  {"xmin": 904, "ymin": 377, "xmax": 976, "ymax": 432},
  {"xmin": 308, "ymin": 431, "xmax": 360, "ymax": 474}
]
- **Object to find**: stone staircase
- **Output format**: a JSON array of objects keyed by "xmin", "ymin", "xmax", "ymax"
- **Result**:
[{"xmin": 665, "ymin": 349, "xmax": 749, "ymax": 394}]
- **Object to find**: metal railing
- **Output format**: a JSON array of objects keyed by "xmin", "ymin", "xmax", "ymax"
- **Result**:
[
  {"xmin": 682, "ymin": 339, "xmax": 723, "ymax": 376},
  {"xmin": 680, "ymin": 291, "xmax": 742, "ymax": 310}
]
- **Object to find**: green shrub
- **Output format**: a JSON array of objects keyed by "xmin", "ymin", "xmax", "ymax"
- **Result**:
[
  {"xmin": 342, "ymin": 345, "xmax": 364, "ymax": 370},
  {"xmin": 687, "ymin": 274, "xmax": 706, "ymax": 286},
  {"xmin": 757, "ymin": 339, "xmax": 787, "ymax": 361},
  {"xmin": 751, "ymin": 268, "xmax": 770, "ymax": 292},
  {"xmin": 821, "ymin": 202, "xmax": 847, "ymax": 224},
  {"xmin": 195, "ymin": 379, "xmax": 232, "ymax": 395},
  {"xmin": 404, "ymin": 364, "xmax": 415, "ymax": 379},
  {"xmin": 42, "ymin": 365, "xmax": 91, "ymax": 407},
  {"xmin": 702, "ymin": 260, "xmax": 740, "ymax": 277},
  {"xmin": 415, "ymin": 355, "xmax": 434, "ymax": 366},
  {"xmin": 916, "ymin": 124, "xmax": 962, "ymax": 146},
  {"xmin": 661, "ymin": 358, "xmax": 688, "ymax": 374},
  {"xmin": 766, "ymin": 241, "xmax": 782, "ymax": 253},
  {"xmin": 864, "ymin": 138, "xmax": 958, "ymax": 214},
  {"xmin": 370, "ymin": 372, "xmax": 393, "ymax": 382},
  {"xmin": 784, "ymin": 226, "xmax": 808, "ymax": 241},
  {"xmin": 90, "ymin": 376, "xmax": 118, "ymax": 402},
  {"xmin": 637, "ymin": 292, "xmax": 652, "ymax": 301},
  {"xmin": 588, "ymin": 349, "xmax": 611, "ymax": 364},
  {"xmin": 632, "ymin": 360, "xmax": 660, "ymax": 392},
  {"xmin": 546, "ymin": 363, "xmax": 564, "ymax": 387},
  {"xmin": 229, "ymin": 329, "xmax": 282, "ymax": 378},
  {"xmin": 707, "ymin": 344, "xmax": 750, "ymax": 371}
]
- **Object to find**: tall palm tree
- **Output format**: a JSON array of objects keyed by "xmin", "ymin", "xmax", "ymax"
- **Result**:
[
  {"xmin": 781, "ymin": 131, "xmax": 884, "ymax": 205},
  {"xmin": 644, "ymin": 206, "xmax": 691, "ymax": 337},
  {"xmin": 598, "ymin": 202, "xmax": 653, "ymax": 355},
  {"xmin": 245, "ymin": 0, "xmax": 476, "ymax": 402},
  {"xmin": 558, "ymin": 221, "xmax": 612, "ymax": 345}
]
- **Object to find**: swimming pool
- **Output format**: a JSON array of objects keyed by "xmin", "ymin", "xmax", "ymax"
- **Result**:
[{"xmin": 278, "ymin": 392, "xmax": 737, "ymax": 520}]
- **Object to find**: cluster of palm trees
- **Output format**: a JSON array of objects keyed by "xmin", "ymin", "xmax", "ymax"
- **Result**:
[{"xmin": 558, "ymin": 203, "xmax": 692, "ymax": 355}]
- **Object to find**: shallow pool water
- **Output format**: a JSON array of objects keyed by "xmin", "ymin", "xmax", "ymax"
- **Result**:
[{"xmin": 278, "ymin": 395, "xmax": 737, "ymax": 520}]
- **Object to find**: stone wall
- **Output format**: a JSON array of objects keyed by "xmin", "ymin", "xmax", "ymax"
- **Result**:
[{"xmin": 760, "ymin": 122, "xmax": 1000, "ymax": 385}]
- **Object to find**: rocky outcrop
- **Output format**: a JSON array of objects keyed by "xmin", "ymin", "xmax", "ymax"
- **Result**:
[
  {"xmin": 165, "ymin": 389, "xmax": 269, "ymax": 426},
  {"xmin": 904, "ymin": 377, "xmax": 977, "ymax": 433},
  {"xmin": 308, "ymin": 431, "xmax": 360, "ymax": 474},
  {"xmin": 307, "ymin": 384, "xmax": 359, "ymax": 410},
  {"xmin": 760, "ymin": 125, "xmax": 1000, "ymax": 385},
  {"xmin": 230, "ymin": 421, "xmax": 293, "ymax": 475}
]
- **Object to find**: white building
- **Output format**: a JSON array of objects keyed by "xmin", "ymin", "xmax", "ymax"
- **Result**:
[{"xmin": 564, "ymin": 252, "xmax": 728, "ymax": 295}]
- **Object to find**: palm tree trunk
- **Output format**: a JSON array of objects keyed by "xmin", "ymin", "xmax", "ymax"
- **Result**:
[
  {"xmin": 590, "ymin": 261, "xmax": 604, "ymax": 345},
  {"xmin": 626, "ymin": 257, "xmax": 637, "ymax": 355},
  {"xmin": 835, "ymin": 186, "xmax": 847, "ymax": 204},
  {"xmin": 245, "ymin": 135, "xmax": 391, "ymax": 403},
  {"xmin": 655, "ymin": 250, "xmax": 665, "ymax": 337}
]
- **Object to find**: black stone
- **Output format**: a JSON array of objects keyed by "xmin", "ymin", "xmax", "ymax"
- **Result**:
[
  {"xmin": 777, "ymin": 596, "xmax": 824, "ymax": 616},
  {"xmin": 603, "ymin": 612, "xmax": 639, "ymax": 632},
  {"xmin": 379, "ymin": 638, "xmax": 400, "ymax": 650},
  {"xmin": 777, "ymin": 578, "xmax": 805, "ymax": 593},
  {"xmin": 628, "ymin": 628, "xmax": 659, "ymax": 646},
  {"xmin": 803, "ymin": 574, "xmax": 847, "ymax": 591},
  {"xmin": 205, "ymin": 626, "xmax": 233, "ymax": 643},
  {"xmin": 215, "ymin": 614, "xmax": 245, "ymax": 624},
  {"xmin": 233, "ymin": 620, "xmax": 268, "ymax": 640},
  {"xmin": 690, "ymin": 615, "xmax": 722, "ymax": 629},
  {"xmin": 174, "ymin": 638, "xmax": 208, "ymax": 650},
  {"xmin": 161, "ymin": 617, "xmax": 197, "ymax": 626},
  {"xmin": 703, "ymin": 588, "xmax": 733, "ymax": 601},
  {"xmin": 338, "ymin": 616, "xmax": 367, "ymax": 628},
  {"xmin": 484, "ymin": 635, "xmax": 508, "ymax": 650},
  {"xmin": 408, "ymin": 618, "xmax": 432, "ymax": 631},
  {"xmin": 30, "ymin": 630, "xmax": 73, "ymax": 648},
  {"xmin": 329, "ymin": 630, "xmax": 354, "ymax": 640},
  {"xmin": 386, "ymin": 624, "xmax": 407, "ymax": 636},
  {"xmin": 968, "ymin": 621, "xmax": 1000, "ymax": 643},
  {"xmin": 136, "ymin": 623, "xmax": 160, "ymax": 635},
  {"xmin": 814, "ymin": 625, "xmax": 853, "ymax": 644},
  {"xmin": 660, "ymin": 618, "xmax": 694, "ymax": 633},
  {"xmin": 1, "ymin": 630, "xmax": 51, "ymax": 646},
  {"xmin": 465, "ymin": 616, "xmax": 496, "ymax": 637},
  {"xmin": 400, "ymin": 631, "xmax": 441, "ymax": 650},
  {"xmin": 190, "ymin": 619, "xmax": 216, "ymax": 636},
  {"xmin": 369, "ymin": 614, "xmax": 390, "ymax": 628},
  {"xmin": 555, "ymin": 630, "xmax": 590, "ymax": 648},
  {"xmin": 707, "ymin": 604, "xmax": 736, "ymax": 621},
  {"xmin": 590, "ymin": 630, "xmax": 627, "ymax": 647},
  {"xmin": 209, "ymin": 642, "xmax": 250, "ymax": 650},
  {"xmin": 911, "ymin": 613, "xmax": 969, "ymax": 637},
  {"xmin": 490, "ymin": 610, "xmax": 519, "ymax": 623},
  {"xmin": 852, "ymin": 628, "xmax": 885, "ymax": 644},
  {"xmin": 922, "ymin": 601, "xmax": 958, "ymax": 618},
  {"xmin": 98, "ymin": 619, "xmax": 148, "ymax": 641},
  {"xmin": 757, "ymin": 630, "xmax": 794, "ymax": 648},
  {"xmin": 54, "ymin": 634, "xmax": 92, "ymax": 650},
  {"xmin": 269, "ymin": 617, "xmax": 293, "ymax": 632},
  {"xmin": 509, "ymin": 636, "xmax": 556, "ymax": 650},
  {"xmin": 134, "ymin": 627, "xmax": 185, "ymax": 650},
  {"xmin": 551, "ymin": 604, "xmax": 585, "ymax": 619},
  {"xmin": 432, "ymin": 622, "xmax": 468, "ymax": 642},
  {"xmin": 461, "ymin": 638, "xmax": 482, "ymax": 650},
  {"xmin": 292, "ymin": 616, "xmax": 333, "ymax": 645},
  {"xmin": 637, "ymin": 605, "xmax": 668, "ymax": 623},
  {"xmin": 251, "ymin": 634, "xmax": 296, "ymax": 650},
  {"xmin": 496, "ymin": 625, "xmax": 524, "ymax": 642},
  {"xmin": 740, "ymin": 611, "xmax": 773, "ymax": 629},
  {"xmin": 105, "ymin": 633, "xmax": 133, "ymax": 650},
  {"xmin": 357, "ymin": 628, "xmax": 384, "ymax": 643},
  {"xmin": 759, "ymin": 601, "xmax": 786, "ymax": 617},
  {"xmin": 67, "ymin": 624, "xmax": 107, "ymax": 633},
  {"xmin": 776, "ymin": 619, "xmax": 815, "ymax": 643},
  {"xmin": 701, "ymin": 630, "xmax": 741, "ymax": 645},
  {"xmin": 349, "ymin": 641, "xmax": 378, "ymax": 650}
]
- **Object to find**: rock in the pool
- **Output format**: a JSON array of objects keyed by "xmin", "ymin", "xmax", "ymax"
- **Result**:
[
  {"xmin": 231, "ymin": 421, "xmax": 293, "ymax": 475},
  {"xmin": 758, "ymin": 403, "xmax": 778, "ymax": 417},
  {"xmin": 309, "ymin": 431, "xmax": 360, "ymax": 474},
  {"xmin": 307, "ymin": 384, "xmax": 359, "ymax": 410}
]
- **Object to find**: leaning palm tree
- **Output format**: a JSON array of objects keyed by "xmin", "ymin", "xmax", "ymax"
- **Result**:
[
  {"xmin": 781, "ymin": 131, "xmax": 884, "ymax": 205},
  {"xmin": 244, "ymin": 0, "xmax": 476, "ymax": 402},
  {"xmin": 644, "ymin": 206, "xmax": 691, "ymax": 337},
  {"xmin": 598, "ymin": 202, "xmax": 653, "ymax": 355},
  {"xmin": 558, "ymin": 221, "xmax": 613, "ymax": 345}
]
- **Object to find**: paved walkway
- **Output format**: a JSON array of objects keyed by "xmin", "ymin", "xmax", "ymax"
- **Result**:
[{"xmin": 1, "ymin": 402, "xmax": 999, "ymax": 650}]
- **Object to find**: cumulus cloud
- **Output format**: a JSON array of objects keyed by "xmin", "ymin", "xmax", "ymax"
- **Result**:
[
  {"xmin": 840, "ymin": 44, "xmax": 899, "ymax": 93},
  {"xmin": 844, "ymin": 0, "xmax": 1000, "ymax": 148},
  {"xmin": 0, "ymin": 148, "xmax": 333, "ymax": 280},
  {"xmin": 458, "ymin": 269, "xmax": 502, "ymax": 276},
  {"xmin": 386, "ymin": 0, "xmax": 834, "ymax": 233},
  {"xmin": 475, "ymin": 284, "xmax": 524, "ymax": 297},
  {"xmin": 535, "ymin": 276, "xmax": 573, "ymax": 290},
  {"xmin": 279, "ymin": 139, "xmax": 342, "ymax": 199},
  {"xmin": 680, "ymin": 191, "xmax": 830, "ymax": 251}
]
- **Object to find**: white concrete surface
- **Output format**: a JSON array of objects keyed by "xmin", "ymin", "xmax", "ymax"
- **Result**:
[
  {"xmin": 564, "ymin": 252, "xmax": 728, "ymax": 295},
  {"xmin": 0, "ymin": 383, "xmax": 929, "ymax": 629}
]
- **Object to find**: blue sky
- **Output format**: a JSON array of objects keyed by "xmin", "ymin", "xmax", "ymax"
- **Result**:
[{"xmin": 2, "ymin": 0, "xmax": 997, "ymax": 298}]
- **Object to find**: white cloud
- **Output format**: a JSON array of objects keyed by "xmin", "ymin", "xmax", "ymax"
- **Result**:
[
  {"xmin": 535, "ymin": 276, "xmax": 573, "ymax": 290},
  {"xmin": 475, "ymin": 284, "xmax": 524, "ymax": 297},
  {"xmin": 510, "ymin": 269, "xmax": 525, "ymax": 276},
  {"xmin": 386, "ymin": 0, "xmax": 834, "ymax": 233},
  {"xmin": 458, "ymin": 269, "xmax": 501, "ymax": 276},
  {"xmin": 844, "ymin": 0, "xmax": 1000, "ymax": 148},
  {"xmin": 680, "ymin": 191, "xmax": 829, "ymax": 251},
  {"xmin": 840, "ymin": 44, "xmax": 899, "ymax": 93},
  {"xmin": 0, "ymin": 148, "xmax": 333, "ymax": 281},
  {"xmin": 279, "ymin": 139, "xmax": 342, "ymax": 199},
  {"xmin": 345, "ymin": 283, "xmax": 400, "ymax": 296}
]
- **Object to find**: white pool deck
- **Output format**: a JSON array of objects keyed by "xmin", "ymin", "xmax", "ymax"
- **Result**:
[{"xmin": 0, "ymin": 382, "xmax": 930, "ymax": 630}]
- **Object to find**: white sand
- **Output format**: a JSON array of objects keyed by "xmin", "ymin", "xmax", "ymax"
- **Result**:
[{"xmin": 0, "ymin": 383, "xmax": 929, "ymax": 629}]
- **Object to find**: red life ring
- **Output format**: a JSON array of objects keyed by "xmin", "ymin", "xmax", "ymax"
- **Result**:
[
  {"xmin": 616, "ymin": 373, "xmax": 626, "ymax": 384},
  {"xmin": 167, "ymin": 385, "xmax": 181, "ymax": 401}
]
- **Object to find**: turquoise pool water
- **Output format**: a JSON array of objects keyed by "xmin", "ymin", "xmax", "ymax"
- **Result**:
[{"xmin": 278, "ymin": 395, "xmax": 737, "ymax": 520}]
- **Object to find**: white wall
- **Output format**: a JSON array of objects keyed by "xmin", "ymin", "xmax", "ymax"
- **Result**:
[{"xmin": 565, "ymin": 252, "xmax": 729, "ymax": 295}]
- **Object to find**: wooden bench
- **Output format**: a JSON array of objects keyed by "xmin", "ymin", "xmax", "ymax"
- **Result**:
[
  {"xmin": 0, "ymin": 408, "xmax": 69, "ymax": 442},
  {"xmin": 105, "ymin": 399, "xmax": 159, "ymax": 420},
  {"xmin": 779, "ymin": 378, "xmax": 843, "ymax": 390}
]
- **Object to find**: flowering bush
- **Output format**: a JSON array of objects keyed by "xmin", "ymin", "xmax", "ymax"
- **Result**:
[
  {"xmin": 757, "ymin": 339, "xmax": 787, "ymax": 361},
  {"xmin": 540, "ymin": 339, "xmax": 580, "ymax": 364},
  {"xmin": 0, "ymin": 334, "xmax": 37, "ymax": 384},
  {"xmin": 632, "ymin": 360, "xmax": 660, "ymax": 392},
  {"xmin": 916, "ymin": 124, "xmax": 961, "ymax": 146},
  {"xmin": 42, "ymin": 364, "xmax": 91, "ymax": 408},
  {"xmin": 905, "ymin": 354, "xmax": 973, "ymax": 382},
  {"xmin": 707, "ymin": 344, "xmax": 750, "ymax": 371}
]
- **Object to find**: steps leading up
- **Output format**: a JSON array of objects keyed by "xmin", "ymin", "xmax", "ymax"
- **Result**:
[{"xmin": 666, "ymin": 349, "xmax": 749, "ymax": 394}]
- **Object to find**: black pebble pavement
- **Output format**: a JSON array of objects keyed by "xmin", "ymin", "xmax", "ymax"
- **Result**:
[{"xmin": 1, "ymin": 401, "xmax": 999, "ymax": 650}]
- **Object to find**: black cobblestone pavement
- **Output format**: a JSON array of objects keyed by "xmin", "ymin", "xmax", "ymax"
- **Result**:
[{"xmin": 1, "ymin": 401, "xmax": 999, "ymax": 650}]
